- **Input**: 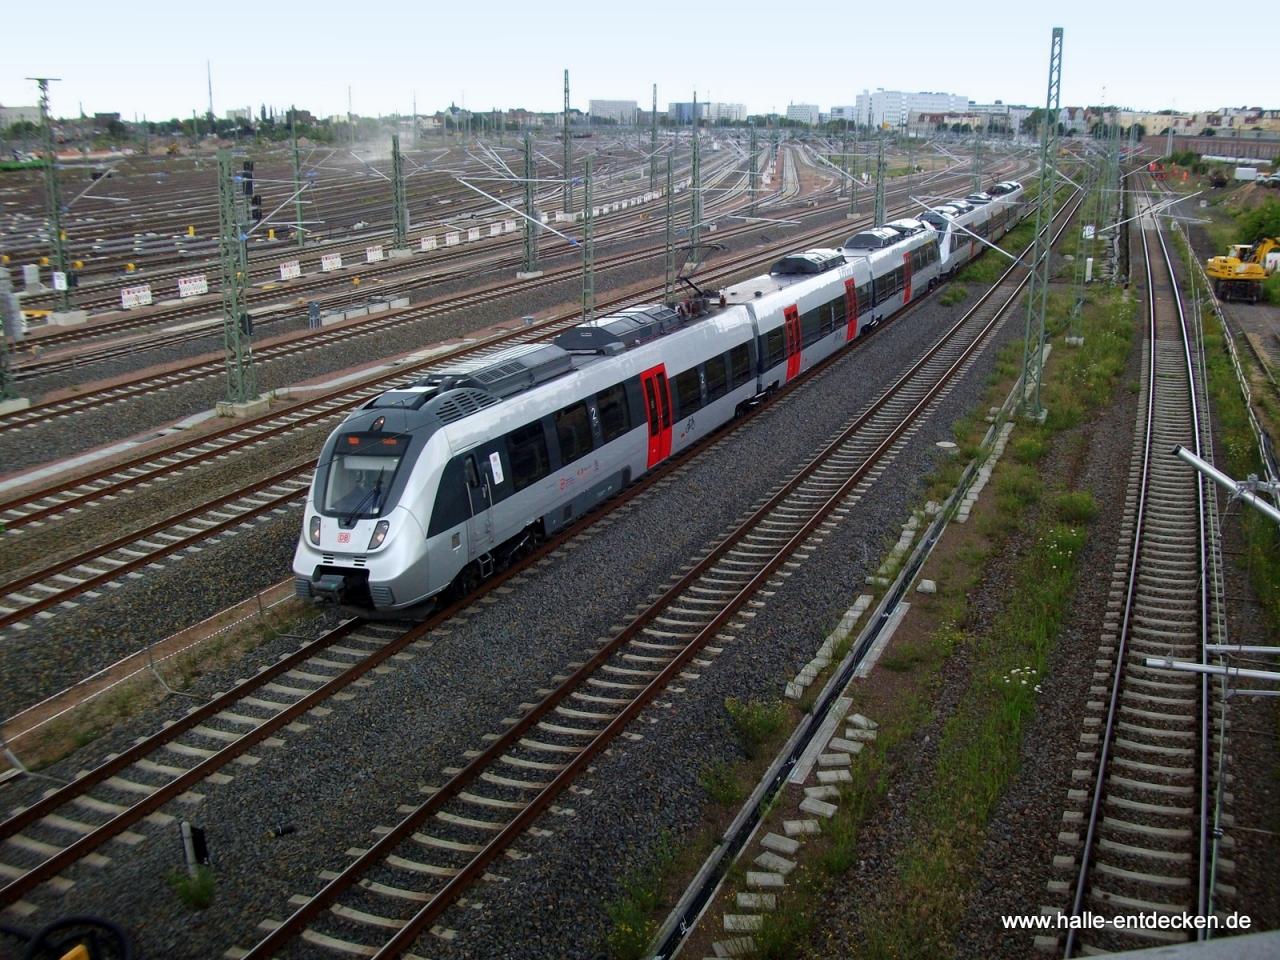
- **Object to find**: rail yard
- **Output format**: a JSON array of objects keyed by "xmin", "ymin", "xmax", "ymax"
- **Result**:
[{"xmin": 1, "ymin": 23, "xmax": 1278, "ymax": 960}]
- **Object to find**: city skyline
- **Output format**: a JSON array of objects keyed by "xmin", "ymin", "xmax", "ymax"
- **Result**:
[{"xmin": 2, "ymin": 1, "xmax": 1262, "ymax": 122}]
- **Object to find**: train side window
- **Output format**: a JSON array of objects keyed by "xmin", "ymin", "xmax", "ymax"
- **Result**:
[
  {"xmin": 763, "ymin": 327, "xmax": 785, "ymax": 368},
  {"xmin": 729, "ymin": 343, "xmax": 752, "ymax": 388},
  {"xmin": 554, "ymin": 401, "xmax": 594, "ymax": 464},
  {"xmin": 596, "ymin": 383, "xmax": 632, "ymax": 443},
  {"xmin": 643, "ymin": 380, "xmax": 660, "ymax": 435},
  {"xmin": 801, "ymin": 306, "xmax": 823, "ymax": 346},
  {"xmin": 673, "ymin": 367, "xmax": 703, "ymax": 417},
  {"xmin": 856, "ymin": 283, "xmax": 873, "ymax": 314},
  {"xmin": 427, "ymin": 455, "xmax": 472, "ymax": 536},
  {"xmin": 705, "ymin": 354, "xmax": 729, "ymax": 402},
  {"xmin": 829, "ymin": 293, "xmax": 846, "ymax": 332},
  {"xmin": 505, "ymin": 421, "xmax": 551, "ymax": 492}
]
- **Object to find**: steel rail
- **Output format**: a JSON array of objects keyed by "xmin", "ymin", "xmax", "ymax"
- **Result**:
[
  {"xmin": 0, "ymin": 161, "xmax": 1018, "ymax": 528},
  {"xmin": 243, "ymin": 190, "xmax": 1082, "ymax": 960},
  {"xmin": 0, "ymin": 467, "xmax": 311, "ymax": 631},
  {"xmin": 1063, "ymin": 184, "xmax": 1210, "ymax": 955},
  {"xmin": 0, "ymin": 259, "xmax": 918, "ymax": 905},
  {"xmin": 2, "ymin": 156, "xmax": 1008, "ymax": 401}
]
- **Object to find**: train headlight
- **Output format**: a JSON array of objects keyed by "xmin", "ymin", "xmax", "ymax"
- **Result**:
[
  {"xmin": 368, "ymin": 520, "xmax": 390, "ymax": 550},
  {"xmin": 309, "ymin": 515, "xmax": 321, "ymax": 546}
]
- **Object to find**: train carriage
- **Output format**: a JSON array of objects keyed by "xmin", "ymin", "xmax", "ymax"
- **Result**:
[{"xmin": 292, "ymin": 201, "xmax": 980, "ymax": 616}]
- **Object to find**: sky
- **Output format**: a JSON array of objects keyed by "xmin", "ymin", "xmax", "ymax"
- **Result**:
[{"xmin": 1, "ymin": 1, "xmax": 1259, "ymax": 122}]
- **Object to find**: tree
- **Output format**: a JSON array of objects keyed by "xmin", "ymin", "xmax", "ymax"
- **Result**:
[
  {"xmin": 1201, "ymin": 127, "xmax": 1216, "ymax": 137},
  {"xmin": 1236, "ymin": 199, "xmax": 1280, "ymax": 245}
]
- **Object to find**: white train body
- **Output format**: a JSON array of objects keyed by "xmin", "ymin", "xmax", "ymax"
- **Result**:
[
  {"xmin": 293, "ymin": 198, "xmax": 1022, "ymax": 614},
  {"xmin": 918, "ymin": 180, "xmax": 1025, "ymax": 275}
]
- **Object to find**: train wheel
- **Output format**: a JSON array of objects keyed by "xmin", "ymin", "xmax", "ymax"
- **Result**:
[{"xmin": 449, "ymin": 564, "xmax": 482, "ymax": 602}]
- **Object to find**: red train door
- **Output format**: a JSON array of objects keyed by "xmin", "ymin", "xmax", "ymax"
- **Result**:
[
  {"xmin": 784, "ymin": 306, "xmax": 802, "ymax": 380},
  {"xmin": 902, "ymin": 251, "xmax": 913, "ymax": 304},
  {"xmin": 640, "ymin": 365, "xmax": 672, "ymax": 468},
  {"xmin": 844, "ymin": 278, "xmax": 859, "ymax": 342}
]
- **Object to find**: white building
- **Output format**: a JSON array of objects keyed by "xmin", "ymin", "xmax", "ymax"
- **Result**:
[
  {"xmin": 855, "ymin": 90, "xmax": 970, "ymax": 128},
  {"xmin": 704, "ymin": 102, "xmax": 747, "ymax": 123},
  {"xmin": 785, "ymin": 103, "xmax": 821, "ymax": 126},
  {"xmin": 225, "ymin": 107, "xmax": 252, "ymax": 122},
  {"xmin": 589, "ymin": 99, "xmax": 638, "ymax": 124},
  {"xmin": 0, "ymin": 104, "xmax": 42, "ymax": 127},
  {"xmin": 667, "ymin": 101, "xmax": 747, "ymax": 124},
  {"xmin": 830, "ymin": 105, "xmax": 857, "ymax": 123},
  {"xmin": 968, "ymin": 101, "xmax": 1034, "ymax": 134}
]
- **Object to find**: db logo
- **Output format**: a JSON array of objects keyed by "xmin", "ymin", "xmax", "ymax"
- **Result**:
[{"xmin": 337, "ymin": 532, "xmax": 351, "ymax": 544}]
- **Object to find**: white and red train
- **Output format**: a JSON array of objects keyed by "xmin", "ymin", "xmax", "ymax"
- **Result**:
[{"xmin": 293, "ymin": 181, "xmax": 1024, "ymax": 613}]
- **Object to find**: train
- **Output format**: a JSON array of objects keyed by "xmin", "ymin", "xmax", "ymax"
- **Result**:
[{"xmin": 292, "ymin": 181, "xmax": 1024, "ymax": 615}]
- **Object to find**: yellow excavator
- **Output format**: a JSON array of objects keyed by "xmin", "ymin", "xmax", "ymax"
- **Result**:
[{"xmin": 1206, "ymin": 238, "xmax": 1278, "ymax": 303}]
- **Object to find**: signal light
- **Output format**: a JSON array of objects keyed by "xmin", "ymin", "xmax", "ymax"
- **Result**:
[{"xmin": 239, "ymin": 312, "xmax": 253, "ymax": 337}]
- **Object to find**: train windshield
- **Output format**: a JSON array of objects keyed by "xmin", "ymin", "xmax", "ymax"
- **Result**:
[{"xmin": 322, "ymin": 432, "xmax": 409, "ymax": 519}]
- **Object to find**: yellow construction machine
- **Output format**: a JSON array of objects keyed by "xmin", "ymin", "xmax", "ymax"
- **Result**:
[{"xmin": 1206, "ymin": 238, "xmax": 1277, "ymax": 303}]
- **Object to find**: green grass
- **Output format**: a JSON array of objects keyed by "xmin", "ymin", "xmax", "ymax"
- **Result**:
[
  {"xmin": 938, "ymin": 285, "xmax": 969, "ymax": 307},
  {"xmin": 724, "ymin": 698, "xmax": 788, "ymax": 759},
  {"xmin": 167, "ymin": 865, "xmax": 216, "ymax": 910},
  {"xmin": 859, "ymin": 521, "xmax": 1087, "ymax": 960},
  {"xmin": 605, "ymin": 833, "xmax": 676, "ymax": 959},
  {"xmin": 1051, "ymin": 490, "xmax": 1099, "ymax": 525},
  {"xmin": 1012, "ymin": 437, "xmax": 1045, "ymax": 463},
  {"xmin": 699, "ymin": 760, "xmax": 747, "ymax": 806},
  {"xmin": 852, "ymin": 278, "xmax": 1127, "ymax": 960}
]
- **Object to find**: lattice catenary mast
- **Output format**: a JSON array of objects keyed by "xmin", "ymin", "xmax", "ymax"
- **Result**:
[
  {"xmin": 1019, "ymin": 26, "xmax": 1064, "ymax": 421},
  {"xmin": 217, "ymin": 151, "xmax": 258, "ymax": 405},
  {"xmin": 31, "ymin": 78, "xmax": 72, "ymax": 311},
  {"xmin": 562, "ymin": 70, "xmax": 573, "ymax": 214}
]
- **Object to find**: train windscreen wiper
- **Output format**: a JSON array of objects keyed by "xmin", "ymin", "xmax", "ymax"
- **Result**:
[{"xmin": 343, "ymin": 468, "xmax": 386, "ymax": 524}]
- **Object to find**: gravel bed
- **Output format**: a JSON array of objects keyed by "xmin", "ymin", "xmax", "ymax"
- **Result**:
[
  {"xmin": 0, "ymin": 425, "xmax": 330, "ymax": 585},
  {"xmin": 0, "ymin": 503, "xmax": 304, "ymax": 721},
  {"xmin": 0, "ymin": 275, "xmax": 1016, "ymax": 958},
  {"xmin": 800, "ymin": 322, "xmax": 1140, "ymax": 959},
  {"xmin": 4, "ymin": 204, "xmax": 837, "ymax": 476},
  {"xmin": 947, "ymin": 329, "xmax": 1143, "ymax": 957}
]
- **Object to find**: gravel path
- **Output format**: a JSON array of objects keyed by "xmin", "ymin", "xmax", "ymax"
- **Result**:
[{"xmin": 0, "ymin": 277, "xmax": 1019, "ymax": 959}]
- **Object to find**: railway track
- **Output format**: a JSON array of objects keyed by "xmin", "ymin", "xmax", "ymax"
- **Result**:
[
  {"xmin": 0, "ymin": 158, "xmax": 1001, "ymax": 436},
  {"xmin": 226, "ymin": 190, "xmax": 1082, "ymax": 960},
  {"xmin": 10, "ymin": 147, "xmax": 730, "ymax": 348},
  {"xmin": 0, "ymin": 194, "xmax": 1078, "ymax": 960},
  {"xmin": 3, "ymin": 154, "xmax": 751, "ymax": 384},
  {"xmin": 0, "ymin": 162, "xmax": 1035, "ymax": 653},
  {"xmin": 1050, "ymin": 189, "xmax": 1229, "ymax": 956}
]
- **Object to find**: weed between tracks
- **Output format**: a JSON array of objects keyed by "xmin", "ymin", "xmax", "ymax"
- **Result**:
[
  {"xmin": 10, "ymin": 599, "xmax": 319, "ymax": 773},
  {"xmin": 166, "ymin": 864, "xmax": 216, "ymax": 910},
  {"xmin": 845, "ymin": 285, "xmax": 1132, "ymax": 959},
  {"xmin": 605, "ymin": 200, "xmax": 1130, "ymax": 959}
]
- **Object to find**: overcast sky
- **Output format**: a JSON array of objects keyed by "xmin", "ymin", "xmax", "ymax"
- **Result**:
[{"xmin": 2, "ymin": 1, "xmax": 1257, "ymax": 122}]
